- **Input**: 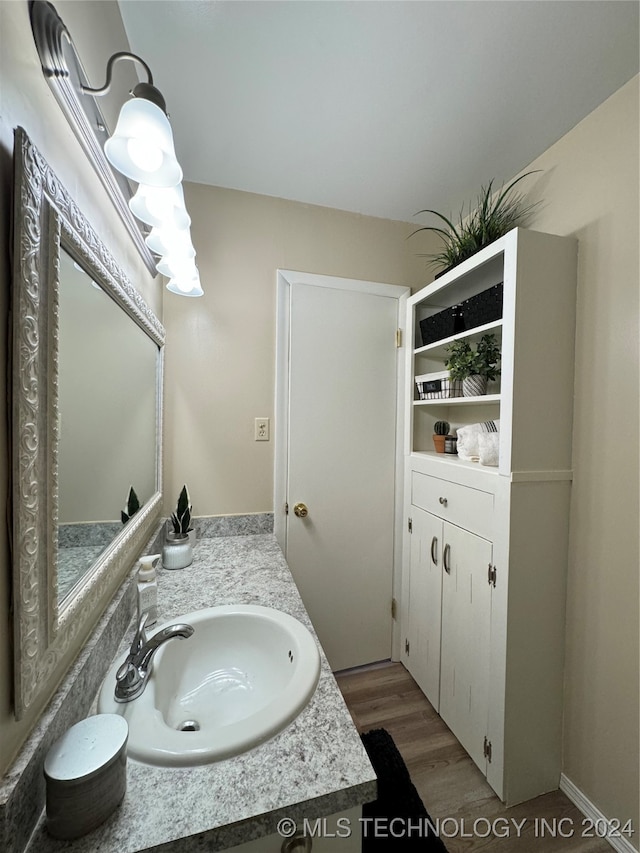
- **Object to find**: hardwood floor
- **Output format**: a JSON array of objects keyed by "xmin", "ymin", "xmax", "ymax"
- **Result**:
[{"xmin": 336, "ymin": 661, "xmax": 612, "ymax": 853}]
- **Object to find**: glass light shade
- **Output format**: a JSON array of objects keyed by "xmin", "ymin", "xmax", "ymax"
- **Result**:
[
  {"xmin": 166, "ymin": 262, "xmax": 203, "ymax": 296},
  {"xmin": 104, "ymin": 98, "xmax": 183, "ymax": 187},
  {"xmin": 129, "ymin": 183, "xmax": 191, "ymax": 229},
  {"xmin": 156, "ymin": 250, "xmax": 197, "ymax": 279},
  {"xmin": 166, "ymin": 276, "xmax": 204, "ymax": 297},
  {"xmin": 146, "ymin": 225, "xmax": 194, "ymax": 257}
]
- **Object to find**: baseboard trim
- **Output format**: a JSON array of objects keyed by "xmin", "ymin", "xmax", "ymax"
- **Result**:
[
  {"xmin": 333, "ymin": 659, "xmax": 393, "ymax": 677},
  {"xmin": 559, "ymin": 774, "xmax": 638, "ymax": 853}
]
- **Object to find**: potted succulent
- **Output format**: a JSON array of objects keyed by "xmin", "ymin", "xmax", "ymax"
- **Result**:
[
  {"xmin": 162, "ymin": 485, "xmax": 194, "ymax": 570},
  {"xmin": 432, "ymin": 420, "xmax": 450, "ymax": 454},
  {"xmin": 410, "ymin": 171, "xmax": 540, "ymax": 275},
  {"xmin": 445, "ymin": 334, "xmax": 501, "ymax": 397},
  {"xmin": 121, "ymin": 486, "xmax": 140, "ymax": 525}
]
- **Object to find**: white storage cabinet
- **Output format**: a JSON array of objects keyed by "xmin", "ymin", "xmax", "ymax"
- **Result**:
[{"xmin": 401, "ymin": 227, "xmax": 578, "ymax": 805}]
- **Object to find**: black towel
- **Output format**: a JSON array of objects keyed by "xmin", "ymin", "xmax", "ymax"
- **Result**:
[{"xmin": 360, "ymin": 728, "xmax": 447, "ymax": 852}]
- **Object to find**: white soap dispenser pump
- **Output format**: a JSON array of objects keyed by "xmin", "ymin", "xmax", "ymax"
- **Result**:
[{"xmin": 137, "ymin": 554, "xmax": 160, "ymax": 628}]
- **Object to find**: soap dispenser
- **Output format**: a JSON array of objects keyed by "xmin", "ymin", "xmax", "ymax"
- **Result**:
[{"xmin": 137, "ymin": 554, "xmax": 160, "ymax": 627}]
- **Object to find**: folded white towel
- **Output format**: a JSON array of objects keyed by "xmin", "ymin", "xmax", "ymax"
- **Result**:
[
  {"xmin": 456, "ymin": 420, "xmax": 500, "ymax": 462},
  {"xmin": 478, "ymin": 432, "xmax": 500, "ymax": 466}
]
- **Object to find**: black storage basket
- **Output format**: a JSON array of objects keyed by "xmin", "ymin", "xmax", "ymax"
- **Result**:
[
  {"xmin": 419, "ymin": 283, "xmax": 503, "ymax": 346},
  {"xmin": 460, "ymin": 282, "xmax": 504, "ymax": 329},
  {"xmin": 419, "ymin": 306, "xmax": 458, "ymax": 346}
]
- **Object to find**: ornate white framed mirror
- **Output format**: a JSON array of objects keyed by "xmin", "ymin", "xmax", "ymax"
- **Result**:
[{"xmin": 11, "ymin": 127, "xmax": 164, "ymax": 719}]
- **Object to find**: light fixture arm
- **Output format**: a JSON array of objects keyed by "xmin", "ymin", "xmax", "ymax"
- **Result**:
[
  {"xmin": 81, "ymin": 51, "xmax": 167, "ymax": 113},
  {"xmin": 29, "ymin": 0, "xmax": 158, "ymax": 275},
  {"xmin": 30, "ymin": 0, "xmax": 199, "ymax": 294}
]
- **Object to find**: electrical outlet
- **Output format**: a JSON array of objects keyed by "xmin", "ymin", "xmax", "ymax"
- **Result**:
[{"xmin": 254, "ymin": 417, "xmax": 270, "ymax": 441}]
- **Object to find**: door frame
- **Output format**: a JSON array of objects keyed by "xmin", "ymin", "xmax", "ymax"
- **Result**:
[{"xmin": 274, "ymin": 269, "xmax": 410, "ymax": 662}]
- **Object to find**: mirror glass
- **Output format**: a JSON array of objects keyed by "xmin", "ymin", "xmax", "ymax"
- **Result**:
[{"xmin": 57, "ymin": 249, "xmax": 159, "ymax": 602}]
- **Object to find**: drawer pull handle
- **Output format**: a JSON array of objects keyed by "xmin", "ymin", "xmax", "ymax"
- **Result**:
[
  {"xmin": 430, "ymin": 536, "xmax": 438, "ymax": 565},
  {"xmin": 439, "ymin": 496, "xmax": 448, "ymax": 507},
  {"xmin": 443, "ymin": 543, "xmax": 451, "ymax": 574}
]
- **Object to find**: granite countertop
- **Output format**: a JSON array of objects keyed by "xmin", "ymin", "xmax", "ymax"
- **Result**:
[{"xmin": 26, "ymin": 534, "xmax": 377, "ymax": 853}]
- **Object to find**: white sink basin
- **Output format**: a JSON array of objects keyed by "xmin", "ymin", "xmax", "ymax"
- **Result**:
[{"xmin": 98, "ymin": 604, "xmax": 321, "ymax": 766}]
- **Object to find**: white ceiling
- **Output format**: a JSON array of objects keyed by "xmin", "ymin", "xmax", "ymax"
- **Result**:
[{"xmin": 118, "ymin": 0, "xmax": 639, "ymax": 223}]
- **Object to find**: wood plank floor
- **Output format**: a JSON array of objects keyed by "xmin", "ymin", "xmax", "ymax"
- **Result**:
[{"xmin": 336, "ymin": 662, "xmax": 612, "ymax": 853}]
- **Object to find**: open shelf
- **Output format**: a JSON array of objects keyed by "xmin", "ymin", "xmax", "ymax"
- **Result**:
[
  {"xmin": 415, "ymin": 319, "xmax": 503, "ymax": 359},
  {"xmin": 410, "ymin": 449, "xmax": 501, "ymax": 474},
  {"xmin": 413, "ymin": 394, "xmax": 501, "ymax": 408}
]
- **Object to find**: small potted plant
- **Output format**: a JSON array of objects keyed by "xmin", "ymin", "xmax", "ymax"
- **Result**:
[
  {"xmin": 445, "ymin": 334, "xmax": 501, "ymax": 397},
  {"xmin": 162, "ymin": 485, "xmax": 194, "ymax": 570},
  {"xmin": 432, "ymin": 420, "xmax": 450, "ymax": 453}
]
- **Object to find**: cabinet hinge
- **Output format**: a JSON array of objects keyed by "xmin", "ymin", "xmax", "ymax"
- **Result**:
[
  {"xmin": 408, "ymin": 517, "xmax": 413, "ymax": 534},
  {"xmin": 284, "ymin": 502, "xmax": 289, "ymax": 515},
  {"xmin": 488, "ymin": 563, "xmax": 497, "ymax": 587},
  {"xmin": 396, "ymin": 328, "xmax": 403, "ymax": 348},
  {"xmin": 391, "ymin": 598, "xmax": 398, "ymax": 620},
  {"xmin": 483, "ymin": 736, "xmax": 493, "ymax": 763},
  {"xmin": 405, "ymin": 638, "xmax": 410, "ymax": 655}
]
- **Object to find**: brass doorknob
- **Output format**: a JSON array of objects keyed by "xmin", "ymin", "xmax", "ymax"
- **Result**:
[{"xmin": 293, "ymin": 503, "xmax": 309, "ymax": 518}]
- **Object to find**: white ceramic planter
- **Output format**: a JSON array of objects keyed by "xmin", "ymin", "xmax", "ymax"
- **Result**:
[{"xmin": 162, "ymin": 535, "xmax": 193, "ymax": 570}]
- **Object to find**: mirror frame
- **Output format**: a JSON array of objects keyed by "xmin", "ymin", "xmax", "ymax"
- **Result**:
[{"xmin": 11, "ymin": 127, "xmax": 165, "ymax": 719}]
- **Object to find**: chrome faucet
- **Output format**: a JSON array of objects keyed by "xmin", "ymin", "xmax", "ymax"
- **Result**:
[{"xmin": 114, "ymin": 612, "xmax": 194, "ymax": 702}]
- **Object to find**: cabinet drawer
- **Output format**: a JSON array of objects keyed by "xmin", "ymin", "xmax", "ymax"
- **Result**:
[{"xmin": 411, "ymin": 471, "xmax": 494, "ymax": 539}]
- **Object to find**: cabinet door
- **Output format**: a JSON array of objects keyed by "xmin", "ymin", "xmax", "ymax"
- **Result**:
[
  {"xmin": 407, "ymin": 507, "xmax": 442, "ymax": 710},
  {"xmin": 440, "ymin": 523, "xmax": 492, "ymax": 772}
]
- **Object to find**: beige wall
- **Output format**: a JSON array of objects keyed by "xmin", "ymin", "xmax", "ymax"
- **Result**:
[
  {"xmin": 0, "ymin": 0, "xmax": 158, "ymax": 774},
  {"xmin": 517, "ymin": 76, "xmax": 639, "ymax": 836},
  {"xmin": 162, "ymin": 184, "xmax": 426, "ymax": 516}
]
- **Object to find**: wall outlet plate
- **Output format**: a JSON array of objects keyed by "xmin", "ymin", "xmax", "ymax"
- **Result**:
[{"xmin": 254, "ymin": 418, "xmax": 270, "ymax": 441}]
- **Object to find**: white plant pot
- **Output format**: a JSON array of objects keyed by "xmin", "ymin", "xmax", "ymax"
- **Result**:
[
  {"xmin": 462, "ymin": 375, "xmax": 488, "ymax": 396},
  {"xmin": 162, "ymin": 535, "xmax": 193, "ymax": 570}
]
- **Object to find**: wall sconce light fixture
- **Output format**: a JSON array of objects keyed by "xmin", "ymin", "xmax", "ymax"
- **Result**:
[
  {"xmin": 82, "ymin": 52, "xmax": 182, "ymax": 187},
  {"xmin": 82, "ymin": 52, "xmax": 202, "ymax": 297},
  {"xmin": 30, "ymin": 0, "xmax": 202, "ymax": 297}
]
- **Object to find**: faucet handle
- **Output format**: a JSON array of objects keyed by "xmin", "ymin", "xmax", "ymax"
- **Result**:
[
  {"xmin": 131, "ymin": 611, "xmax": 149, "ymax": 656},
  {"xmin": 115, "ymin": 658, "xmax": 144, "ymax": 702},
  {"xmin": 116, "ymin": 659, "xmax": 137, "ymax": 686}
]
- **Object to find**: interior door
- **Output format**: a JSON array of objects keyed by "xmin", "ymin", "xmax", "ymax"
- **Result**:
[
  {"xmin": 439, "ymin": 522, "xmax": 492, "ymax": 772},
  {"xmin": 279, "ymin": 274, "xmax": 406, "ymax": 671}
]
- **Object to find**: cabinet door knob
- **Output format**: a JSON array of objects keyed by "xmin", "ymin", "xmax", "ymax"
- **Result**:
[
  {"xmin": 443, "ymin": 543, "xmax": 451, "ymax": 574},
  {"xmin": 293, "ymin": 503, "xmax": 309, "ymax": 518},
  {"xmin": 439, "ymin": 496, "xmax": 448, "ymax": 507},
  {"xmin": 430, "ymin": 536, "xmax": 438, "ymax": 565}
]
